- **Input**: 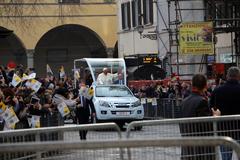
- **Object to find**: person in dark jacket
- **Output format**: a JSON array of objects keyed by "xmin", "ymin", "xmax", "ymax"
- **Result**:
[
  {"xmin": 75, "ymin": 95, "xmax": 95, "ymax": 140},
  {"xmin": 210, "ymin": 66, "xmax": 240, "ymax": 116},
  {"xmin": 210, "ymin": 66, "xmax": 240, "ymax": 160},
  {"xmin": 180, "ymin": 74, "xmax": 219, "ymax": 160},
  {"xmin": 75, "ymin": 70, "xmax": 96, "ymax": 140}
]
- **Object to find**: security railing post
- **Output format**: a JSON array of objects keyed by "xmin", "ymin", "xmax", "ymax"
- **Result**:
[
  {"xmin": 213, "ymin": 120, "xmax": 220, "ymax": 160},
  {"xmin": 172, "ymin": 98, "xmax": 175, "ymax": 118},
  {"xmin": 154, "ymin": 101, "xmax": 157, "ymax": 118},
  {"xmin": 35, "ymin": 132, "xmax": 41, "ymax": 160}
]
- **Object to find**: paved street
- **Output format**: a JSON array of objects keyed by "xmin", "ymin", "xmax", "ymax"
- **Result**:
[{"xmin": 48, "ymin": 124, "xmax": 182, "ymax": 160}]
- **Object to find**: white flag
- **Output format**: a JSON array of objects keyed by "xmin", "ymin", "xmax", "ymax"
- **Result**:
[
  {"xmin": 47, "ymin": 64, "xmax": 53, "ymax": 76},
  {"xmin": 31, "ymin": 115, "xmax": 40, "ymax": 128},
  {"xmin": 2, "ymin": 107, "xmax": 19, "ymax": 129},
  {"xmin": 11, "ymin": 74, "xmax": 22, "ymax": 87},
  {"xmin": 27, "ymin": 73, "xmax": 36, "ymax": 80},
  {"xmin": 59, "ymin": 65, "xmax": 65, "ymax": 79},
  {"xmin": 57, "ymin": 102, "xmax": 70, "ymax": 117},
  {"xmin": 30, "ymin": 79, "xmax": 42, "ymax": 92},
  {"xmin": 74, "ymin": 70, "xmax": 80, "ymax": 79},
  {"xmin": 25, "ymin": 79, "xmax": 42, "ymax": 92}
]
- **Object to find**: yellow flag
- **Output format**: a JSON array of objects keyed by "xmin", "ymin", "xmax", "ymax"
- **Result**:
[
  {"xmin": 0, "ymin": 101, "xmax": 6, "ymax": 114},
  {"xmin": 57, "ymin": 102, "xmax": 70, "ymax": 117},
  {"xmin": 12, "ymin": 74, "xmax": 22, "ymax": 87},
  {"xmin": 22, "ymin": 73, "xmax": 29, "ymax": 81},
  {"xmin": 88, "ymin": 87, "xmax": 94, "ymax": 97}
]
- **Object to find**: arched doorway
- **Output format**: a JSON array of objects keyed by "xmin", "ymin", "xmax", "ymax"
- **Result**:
[
  {"xmin": 133, "ymin": 65, "xmax": 166, "ymax": 80},
  {"xmin": 0, "ymin": 27, "xmax": 27, "ymax": 67},
  {"xmin": 34, "ymin": 24, "xmax": 107, "ymax": 77}
]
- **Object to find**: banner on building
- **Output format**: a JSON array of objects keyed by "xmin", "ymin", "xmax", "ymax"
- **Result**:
[{"xmin": 179, "ymin": 22, "xmax": 213, "ymax": 55}]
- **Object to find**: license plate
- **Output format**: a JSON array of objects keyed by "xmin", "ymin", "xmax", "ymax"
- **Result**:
[{"xmin": 116, "ymin": 112, "xmax": 130, "ymax": 116}]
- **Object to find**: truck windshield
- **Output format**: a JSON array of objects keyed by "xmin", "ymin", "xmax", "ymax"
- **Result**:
[
  {"xmin": 85, "ymin": 58, "xmax": 126, "ymax": 85},
  {"xmin": 95, "ymin": 86, "xmax": 133, "ymax": 97}
]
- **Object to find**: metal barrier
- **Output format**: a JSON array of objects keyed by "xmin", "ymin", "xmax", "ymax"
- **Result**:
[
  {"xmin": 40, "ymin": 111, "xmax": 64, "ymax": 127},
  {"xmin": 0, "ymin": 123, "xmax": 122, "ymax": 160},
  {"xmin": 0, "ymin": 137, "xmax": 240, "ymax": 160},
  {"xmin": 126, "ymin": 115, "xmax": 240, "ymax": 160},
  {"xmin": 142, "ymin": 98, "xmax": 182, "ymax": 119}
]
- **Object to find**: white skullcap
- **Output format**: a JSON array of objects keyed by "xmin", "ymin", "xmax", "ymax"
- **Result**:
[{"xmin": 103, "ymin": 67, "xmax": 108, "ymax": 71}]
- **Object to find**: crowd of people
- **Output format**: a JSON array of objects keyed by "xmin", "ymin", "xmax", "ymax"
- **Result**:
[
  {"xmin": 129, "ymin": 80, "xmax": 195, "ymax": 100},
  {"xmin": 128, "ymin": 67, "xmax": 240, "ymax": 160},
  {"xmin": 0, "ymin": 61, "xmax": 95, "ymax": 140}
]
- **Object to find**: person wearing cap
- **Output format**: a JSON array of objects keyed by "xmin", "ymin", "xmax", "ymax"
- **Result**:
[
  {"xmin": 0, "ymin": 66, "xmax": 8, "ymax": 86},
  {"xmin": 6, "ymin": 61, "xmax": 16, "ymax": 83},
  {"xmin": 96, "ymin": 67, "xmax": 118, "ymax": 85}
]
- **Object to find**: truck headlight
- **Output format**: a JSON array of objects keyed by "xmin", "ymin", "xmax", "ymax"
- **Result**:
[
  {"xmin": 132, "ymin": 100, "xmax": 141, "ymax": 107},
  {"xmin": 99, "ymin": 100, "xmax": 110, "ymax": 107}
]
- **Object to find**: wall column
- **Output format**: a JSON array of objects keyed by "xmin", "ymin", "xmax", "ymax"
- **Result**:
[
  {"xmin": 106, "ymin": 48, "xmax": 114, "ymax": 58},
  {"xmin": 26, "ymin": 49, "xmax": 34, "ymax": 68}
]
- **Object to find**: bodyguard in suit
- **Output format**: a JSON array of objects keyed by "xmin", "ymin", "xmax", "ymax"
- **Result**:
[
  {"xmin": 114, "ymin": 73, "xmax": 124, "ymax": 85},
  {"xmin": 75, "ymin": 95, "xmax": 95, "ymax": 140},
  {"xmin": 75, "ymin": 70, "xmax": 96, "ymax": 140}
]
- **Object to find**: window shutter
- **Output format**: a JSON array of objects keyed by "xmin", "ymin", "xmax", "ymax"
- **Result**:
[
  {"xmin": 127, "ymin": 2, "xmax": 131, "ymax": 29},
  {"xmin": 149, "ymin": 0, "xmax": 153, "ymax": 24},
  {"xmin": 121, "ymin": 4, "xmax": 126, "ymax": 29},
  {"xmin": 132, "ymin": 1, "xmax": 136, "ymax": 27}
]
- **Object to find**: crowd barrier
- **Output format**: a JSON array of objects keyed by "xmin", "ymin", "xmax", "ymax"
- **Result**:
[
  {"xmin": 0, "ymin": 123, "xmax": 121, "ymax": 160},
  {"xmin": 0, "ymin": 111, "xmax": 64, "ymax": 131},
  {"xmin": 142, "ymin": 98, "xmax": 182, "ymax": 119},
  {"xmin": 40, "ymin": 111, "xmax": 64, "ymax": 127},
  {"xmin": 0, "ymin": 137, "xmax": 239, "ymax": 160},
  {"xmin": 1, "ymin": 114, "xmax": 240, "ymax": 159},
  {"xmin": 126, "ymin": 115, "xmax": 240, "ymax": 160}
]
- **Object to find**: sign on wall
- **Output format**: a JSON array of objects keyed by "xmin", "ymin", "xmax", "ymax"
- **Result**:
[
  {"xmin": 179, "ymin": 22, "xmax": 213, "ymax": 55},
  {"xmin": 125, "ymin": 54, "xmax": 161, "ymax": 66}
]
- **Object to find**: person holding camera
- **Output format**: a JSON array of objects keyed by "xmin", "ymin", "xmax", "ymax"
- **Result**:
[{"xmin": 0, "ymin": 66, "xmax": 8, "ymax": 87}]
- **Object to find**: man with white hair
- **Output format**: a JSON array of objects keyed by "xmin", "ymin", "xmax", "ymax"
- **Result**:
[
  {"xmin": 210, "ymin": 66, "xmax": 240, "ymax": 160},
  {"xmin": 97, "ymin": 67, "xmax": 118, "ymax": 85},
  {"xmin": 210, "ymin": 66, "xmax": 240, "ymax": 115}
]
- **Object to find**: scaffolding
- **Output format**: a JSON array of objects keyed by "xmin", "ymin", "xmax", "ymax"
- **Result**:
[{"xmin": 162, "ymin": 0, "xmax": 240, "ymax": 78}]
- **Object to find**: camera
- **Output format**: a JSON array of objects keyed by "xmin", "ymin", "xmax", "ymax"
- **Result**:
[{"xmin": 30, "ymin": 96, "xmax": 40, "ymax": 105}]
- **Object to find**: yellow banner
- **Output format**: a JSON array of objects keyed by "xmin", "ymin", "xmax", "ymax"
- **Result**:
[{"xmin": 179, "ymin": 22, "xmax": 213, "ymax": 55}]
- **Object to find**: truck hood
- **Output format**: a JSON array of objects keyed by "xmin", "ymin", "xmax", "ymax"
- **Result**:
[{"xmin": 94, "ymin": 96, "xmax": 138, "ymax": 103}]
